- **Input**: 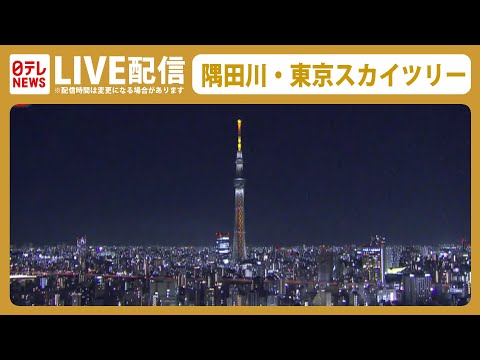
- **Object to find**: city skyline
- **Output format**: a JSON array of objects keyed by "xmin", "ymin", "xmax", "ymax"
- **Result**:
[
  {"xmin": 10, "ymin": 241, "xmax": 471, "ymax": 306},
  {"xmin": 11, "ymin": 104, "xmax": 470, "ymax": 246}
]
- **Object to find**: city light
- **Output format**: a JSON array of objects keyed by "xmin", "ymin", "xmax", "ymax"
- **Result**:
[{"xmin": 9, "ymin": 241, "xmax": 471, "ymax": 306}]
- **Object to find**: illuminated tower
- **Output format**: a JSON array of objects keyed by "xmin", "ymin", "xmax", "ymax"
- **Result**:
[
  {"xmin": 76, "ymin": 236, "xmax": 87, "ymax": 282},
  {"xmin": 232, "ymin": 119, "xmax": 247, "ymax": 260}
]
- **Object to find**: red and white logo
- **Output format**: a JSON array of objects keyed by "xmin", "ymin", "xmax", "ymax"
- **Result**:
[{"xmin": 10, "ymin": 54, "xmax": 50, "ymax": 94}]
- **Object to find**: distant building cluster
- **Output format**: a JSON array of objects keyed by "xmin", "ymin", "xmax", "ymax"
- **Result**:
[{"xmin": 10, "ymin": 235, "xmax": 471, "ymax": 306}]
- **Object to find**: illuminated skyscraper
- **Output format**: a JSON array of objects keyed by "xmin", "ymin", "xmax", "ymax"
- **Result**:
[
  {"xmin": 404, "ymin": 273, "xmax": 432, "ymax": 305},
  {"xmin": 361, "ymin": 235, "xmax": 385, "ymax": 285},
  {"xmin": 76, "ymin": 236, "xmax": 87, "ymax": 281},
  {"xmin": 232, "ymin": 120, "xmax": 247, "ymax": 260},
  {"xmin": 216, "ymin": 232, "xmax": 230, "ymax": 263}
]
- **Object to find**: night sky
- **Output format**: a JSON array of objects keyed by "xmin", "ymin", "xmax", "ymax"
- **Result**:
[{"xmin": 11, "ymin": 105, "xmax": 470, "ymax": 246}]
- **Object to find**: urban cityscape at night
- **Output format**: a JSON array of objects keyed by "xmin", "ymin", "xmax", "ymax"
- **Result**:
[
  {"xmin": 10, "ymin": 105, "xmax": 470, "ymax": 306},
  {"xmin": 10, "ymin": 237, "xmax": 471, "ymax": 306}
]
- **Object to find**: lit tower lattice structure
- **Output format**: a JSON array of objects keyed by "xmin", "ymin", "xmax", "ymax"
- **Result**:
[{"xmin": 232, "ymin": 119, "xmax": 247, "ymax": 261}]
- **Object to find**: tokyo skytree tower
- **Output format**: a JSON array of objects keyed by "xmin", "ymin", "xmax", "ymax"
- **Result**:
[{"xmin": 232, "ymin": 119, "xmax": 247, "ymax": 260}]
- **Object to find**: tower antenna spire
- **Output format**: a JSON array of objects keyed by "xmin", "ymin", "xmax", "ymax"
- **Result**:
[{"xmin": 237, "ymin": 119, "xmax": 242, "ymax": 152}]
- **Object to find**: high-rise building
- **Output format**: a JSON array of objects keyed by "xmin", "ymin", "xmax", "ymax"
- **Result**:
[
  {"xmin": 376, "ymin": 288, "xmax": 398, "ymax": 304},
  {"xmin": 152, "ymin": 292, "xmax": 159, "ymax": 306},
  {"xmin": 318, "ymin": 250, "xmax": 333, "ymax": 283},
  {"xmin": 232, "ymin": 119, "xmax": 247, "ymax": 260},
  {"xmin": 247, "ymin": 290, "xmax": 260, "ymax": 306},
  {"xmin": 216, "ymin": 232, "xmax": 230, "ymax": 263},
  {"xmin": 379, "ymin": 237, "xmax": 386, "ymax": 286},
  {"xmin": 404, "ymin": 273, "xmax": 432, "ymax": 305},
  {"xmin": 150, "ymin": 279, "xmax": 177, "ymax": 306},
  {"xmin": 349, "ymin": 291, "xmax": 360, "ymax": 306},
  {"xmin": 312, "ymin": 289, "xmax": 332, "ymax": 306},
  {"xmin": 362, "ymin": 235, "xmax": 385, "ymax": 285},
  {"xmin": 267, "ymin": 294, "xmax": 279, "ymax": 306},
  {"xmin": 385, "ymin": 246, "xmax": 400, "ymax": 271},
  {"xmin": 71, "ymin": 292, "xmax": 82, "ymax": 306},
  {"xmin": 76, "ymin": 236, "xmax": 87, "ymax": 274}
]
